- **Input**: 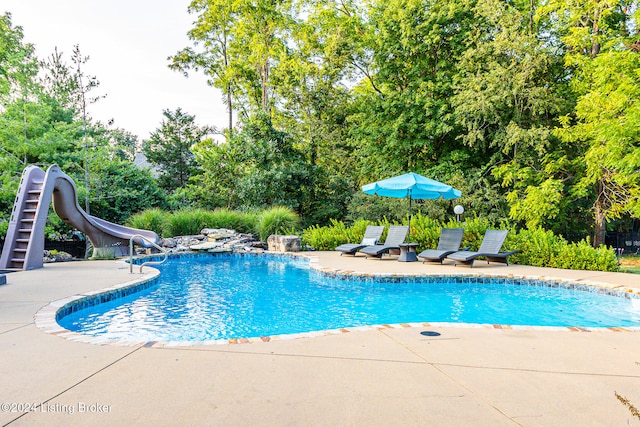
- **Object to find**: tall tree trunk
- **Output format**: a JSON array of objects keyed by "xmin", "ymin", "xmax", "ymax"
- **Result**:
[
  {"xmin": 591, "ymin": 9, "xmax": 601, "ymax": 58},
  {"xmin": 261, "ymin": 62, "xmax": 269, "ymax": 112},
  {"xmin": 593, "ymin": 180, "xmax": 606, "ymax": 247},
  {"xmin": 227, "ymin": 84, "xmax": 233, "ymax": 130},
  {"xmin": 223, "ymin": 31, "xmax": 233, "ymax": 131}
]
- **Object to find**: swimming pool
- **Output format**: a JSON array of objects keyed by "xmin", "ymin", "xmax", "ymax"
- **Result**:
[{"xmin": 56, "ymin": 253, "xmax": 640, "ymax": 343}]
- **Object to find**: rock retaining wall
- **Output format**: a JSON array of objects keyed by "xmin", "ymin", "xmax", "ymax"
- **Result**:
[{"xmin": 158, "ymin": 228, "xmax": 268, "ymax": 254}]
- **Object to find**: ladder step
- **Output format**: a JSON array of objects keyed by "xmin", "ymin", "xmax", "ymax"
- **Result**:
[
  {"xmin": 14, "ymin": 249, "xmax": 27, "ymax": 253},
  {"xmin": 27, "ymin": 190, "xmax": 41, "ymax": 194},
  {"xmin": 11, "ymin": 258, "xmax": 25, "ymax": 263},
  {"xmin": 17, "ymin": 239, "xmax": 30, "ymax": 243},
  {"xmin": 24, "ymin": 209, "xmax": 37, "ymax": 213},
  {"xmin": 26, "ymin": 199, "xmax": 39, "ymax": 203},
  {"xmin": 18, "ymin": 229, "xmax": 32, "ymax": 233},
  {"xmin": 20, "ymin": 218, "xmax": 34, "ymax": 223}
]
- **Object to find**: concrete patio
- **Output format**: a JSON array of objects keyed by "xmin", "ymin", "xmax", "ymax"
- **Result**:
[{"xmin": 1, "ymin": 252, "xmax": 639, "ymax": 426}]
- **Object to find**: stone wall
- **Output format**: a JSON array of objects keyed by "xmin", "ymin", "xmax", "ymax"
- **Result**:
[{"xmin": 158, "ymin": 228, "xmax": 267, "ymax": 254}]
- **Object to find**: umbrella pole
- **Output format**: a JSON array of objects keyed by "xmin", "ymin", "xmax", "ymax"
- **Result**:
[{"xmin": 408, "ymin": 195, "xmax": 412, "ymax": 242}]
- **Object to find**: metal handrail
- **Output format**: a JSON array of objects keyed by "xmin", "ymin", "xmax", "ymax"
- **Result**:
[{"xmin": 129, "ymin": 234, "xmax": 168, "ymax": 273}]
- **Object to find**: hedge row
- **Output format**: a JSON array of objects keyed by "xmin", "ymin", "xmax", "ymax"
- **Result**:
[{"xmin": 301, "ymin": 214, "xmax": 619, "ymax": 272}]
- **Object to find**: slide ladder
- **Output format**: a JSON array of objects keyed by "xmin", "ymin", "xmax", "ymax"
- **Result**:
[
  {"xmin": 0, "ymin": 166, "xmax": 48, "ymax": 270},
  {"xmin": 0, "ymin": 165, "xmax": 159, "ymax": 271}
]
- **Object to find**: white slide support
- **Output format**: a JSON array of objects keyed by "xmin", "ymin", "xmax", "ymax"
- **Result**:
[{"xmin": 0, "ymin": 165, "xmax": 159, "ymax": 270}]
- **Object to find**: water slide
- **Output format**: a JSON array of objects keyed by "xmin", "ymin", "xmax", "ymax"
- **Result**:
[{"xmin": 0, "ymin": 165, "xmax": 159, "ymax": 270}]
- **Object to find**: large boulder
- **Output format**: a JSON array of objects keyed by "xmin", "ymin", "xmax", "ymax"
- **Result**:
[{"xmin": 267, "ymin": 235, "xmax": 301, "ymax": 252}]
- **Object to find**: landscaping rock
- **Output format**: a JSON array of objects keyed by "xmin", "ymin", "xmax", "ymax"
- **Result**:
[
  {"xmin": 43, "ymin": 250, "xmax": 74, "ymax": 263},
  {"xmin": 202, "ymin": 228, "xmax": 236, "ymax": 241},
  {"xmin": 190, "ymin": 241, "xmax": 223, "ymax": 250},
  {"xmin": 158, "ymin": 230, "xmax": 266, "ymax": 255},
  {"xmin": 250, "ymin": 241, "xmax": 269, "ymax": 250},
  {"xmin": 42, "ymin": 229, "xmax": 273, "ymax": 263},
  {"xmin": 173, "ymin": 235, "xmax": 207, "ymax": 250},
  {"xmin": 160, "ymin": 238, "xmax": 177, "ymax": 248},
  {"xmin": 267, "ymin": 235, "xmax": 301, "ymax": 252}
]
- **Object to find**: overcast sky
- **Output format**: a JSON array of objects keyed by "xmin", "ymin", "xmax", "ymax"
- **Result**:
[{"xmin": 3, "ymin": 0, "xmax": 226, "ymax": 140}]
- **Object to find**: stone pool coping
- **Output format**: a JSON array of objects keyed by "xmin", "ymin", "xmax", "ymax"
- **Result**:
[{"xmin": 34, "ymin": 251, "xmax": 640, "ymax": 347}]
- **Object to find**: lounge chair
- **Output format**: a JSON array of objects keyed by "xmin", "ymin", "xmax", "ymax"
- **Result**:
[
  {"xmin": 417, "ymin": 228, "xmax": 465, "ymax": 264},
  {"xmin": 335, "ymin": 225, "xmax": 385, "ymax": 256},
  {"xmin": 446, "ymin": 229, "xmax": 518, "ymax": 267},
  {"xmin": 359, "ymin": 225, "xmax": 409, "ymax": 259}
]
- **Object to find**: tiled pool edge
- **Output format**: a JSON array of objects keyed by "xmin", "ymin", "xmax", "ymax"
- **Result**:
[
  {"xmin": 34, "ymin": 265, "xmax": 161, "ymax": 347},
  {"xmin": 34, "ymin": 252, "xmax": 640, "ymax": 347},
  {"xmin": 303, "ymin": 254, "xmax": 640, "ymax": 299}
]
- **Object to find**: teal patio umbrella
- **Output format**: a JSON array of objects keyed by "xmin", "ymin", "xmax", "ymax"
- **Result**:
[{"xmin": 362, "ymin": 172, "xmax": 461, "ymax": 240}]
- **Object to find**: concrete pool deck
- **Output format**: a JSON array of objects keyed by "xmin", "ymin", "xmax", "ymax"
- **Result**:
[{"xmin": 0, "ymin": 252, "xmax": 639, "ymax": 426}]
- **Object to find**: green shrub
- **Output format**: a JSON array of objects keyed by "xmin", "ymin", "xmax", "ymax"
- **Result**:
[
  {"xmin": 348, "ymin": 219, "xmax": 380, "ymax": 242},
  {"xmin": 86, "ymin": 239, "xmax": 116, "ymax": 260},
  {"xmin": 405, "ymin": 215, "xmax": 496, "ymax": 253},
  {"xmin": 128, "ymin": 208, "xmax": 262, "ymax": 238},
  {"xmin": 44, "ymin": 213, "xmax": 74, "ymax": 240},
  {"xmin": 127, "ymin": 208, "xmax": 167, "ymax": 237},
  {"xmin": 164, "ymin": 209, "xmax": 211, "ymax": 236},
  {"xmin": 90, "ymin": 247, "xmax": 117, "ymax": 260},
  {"xmin": 551, "ymin": 240, "xmax": 618, "ymax": 271},
  {"xmin": 257, "ymin": 206, "xmax": 300, "ymax": 241},
  {"xmin": 511, "ymin": 227, "xmax": 562, "ymax": 267},
  {"xmin": 458, "ymin": 217, "xmax": 494, "ymax": 250},
  {"xmin": 301, "ymin": 216, "xmax": 617, "ymax": 272},
  {"xmin": 0, "ymin": 219, "xmax": 8, "ymax": 239},
  {"xmin": 408, "ymin": 214, "xmax": 441, "ymax": 251},
  {"xmin": 511, "ymin": 227, "xmax": 618, "ymax": 271},
  {"xmin": 301, "ymin": 219, "xmax": 380, "ymax": 251},
  {"xmin": 208, "ymin": 208, "xmax": 258, "ymax": 234},
  {"xmin": 302, "ymin": 220, "xmax": 350, "ymax": 251}
]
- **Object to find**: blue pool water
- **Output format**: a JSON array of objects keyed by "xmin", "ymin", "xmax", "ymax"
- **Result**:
[{"xmin": 58, "ymin": 254, "xmax": 640, "ymax": 342}]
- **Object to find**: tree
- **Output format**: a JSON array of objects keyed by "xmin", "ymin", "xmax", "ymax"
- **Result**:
[
  {"xmin": 201, "ymin": 113, "xmax": 313, "ymax": 211},
  {"xmin": 171, "ymin": 0, "xmax": 294, "ymax": 129},
  {"xmin": 0, "ymin": 13, "xmax": 38, "ymax": 103},
  {"xmin": 452, "ymin": 0, "xmax": 574, "ymax": 232},
  {"xmin": 87, "ymin": 157, "xmax": 167, "ymax": 225},
  {"xmin": 555, "ymin": 49, "xmax": 640, "ymax": 245},
  {"xmin": 271, "ymin": 0, "xmax": 361, "ymax": 175},
  {"xmin": 142, "ymin": 108, "xmax": 212, "ymax": 192},
  {"xmin": 537, "ymin": 0, "xmax": 640, "ymax": 245},
  {"xmin": 0, "ymin": 12, "xmax": 43, "ymax": 170},
  {"xmin": 170, "ymin": 0, "xmax": 238, "ymax": 130},
  {"xmin": 194, "ymin": 112, "xmax": 313, "ymax": 209},
  {"xmin": 0, "ymin": 15, "xmax": 80, "ymax": 215},
  {"xmin": 347, "ymin": 0, "xmax": 478, "ymax": 181}
]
